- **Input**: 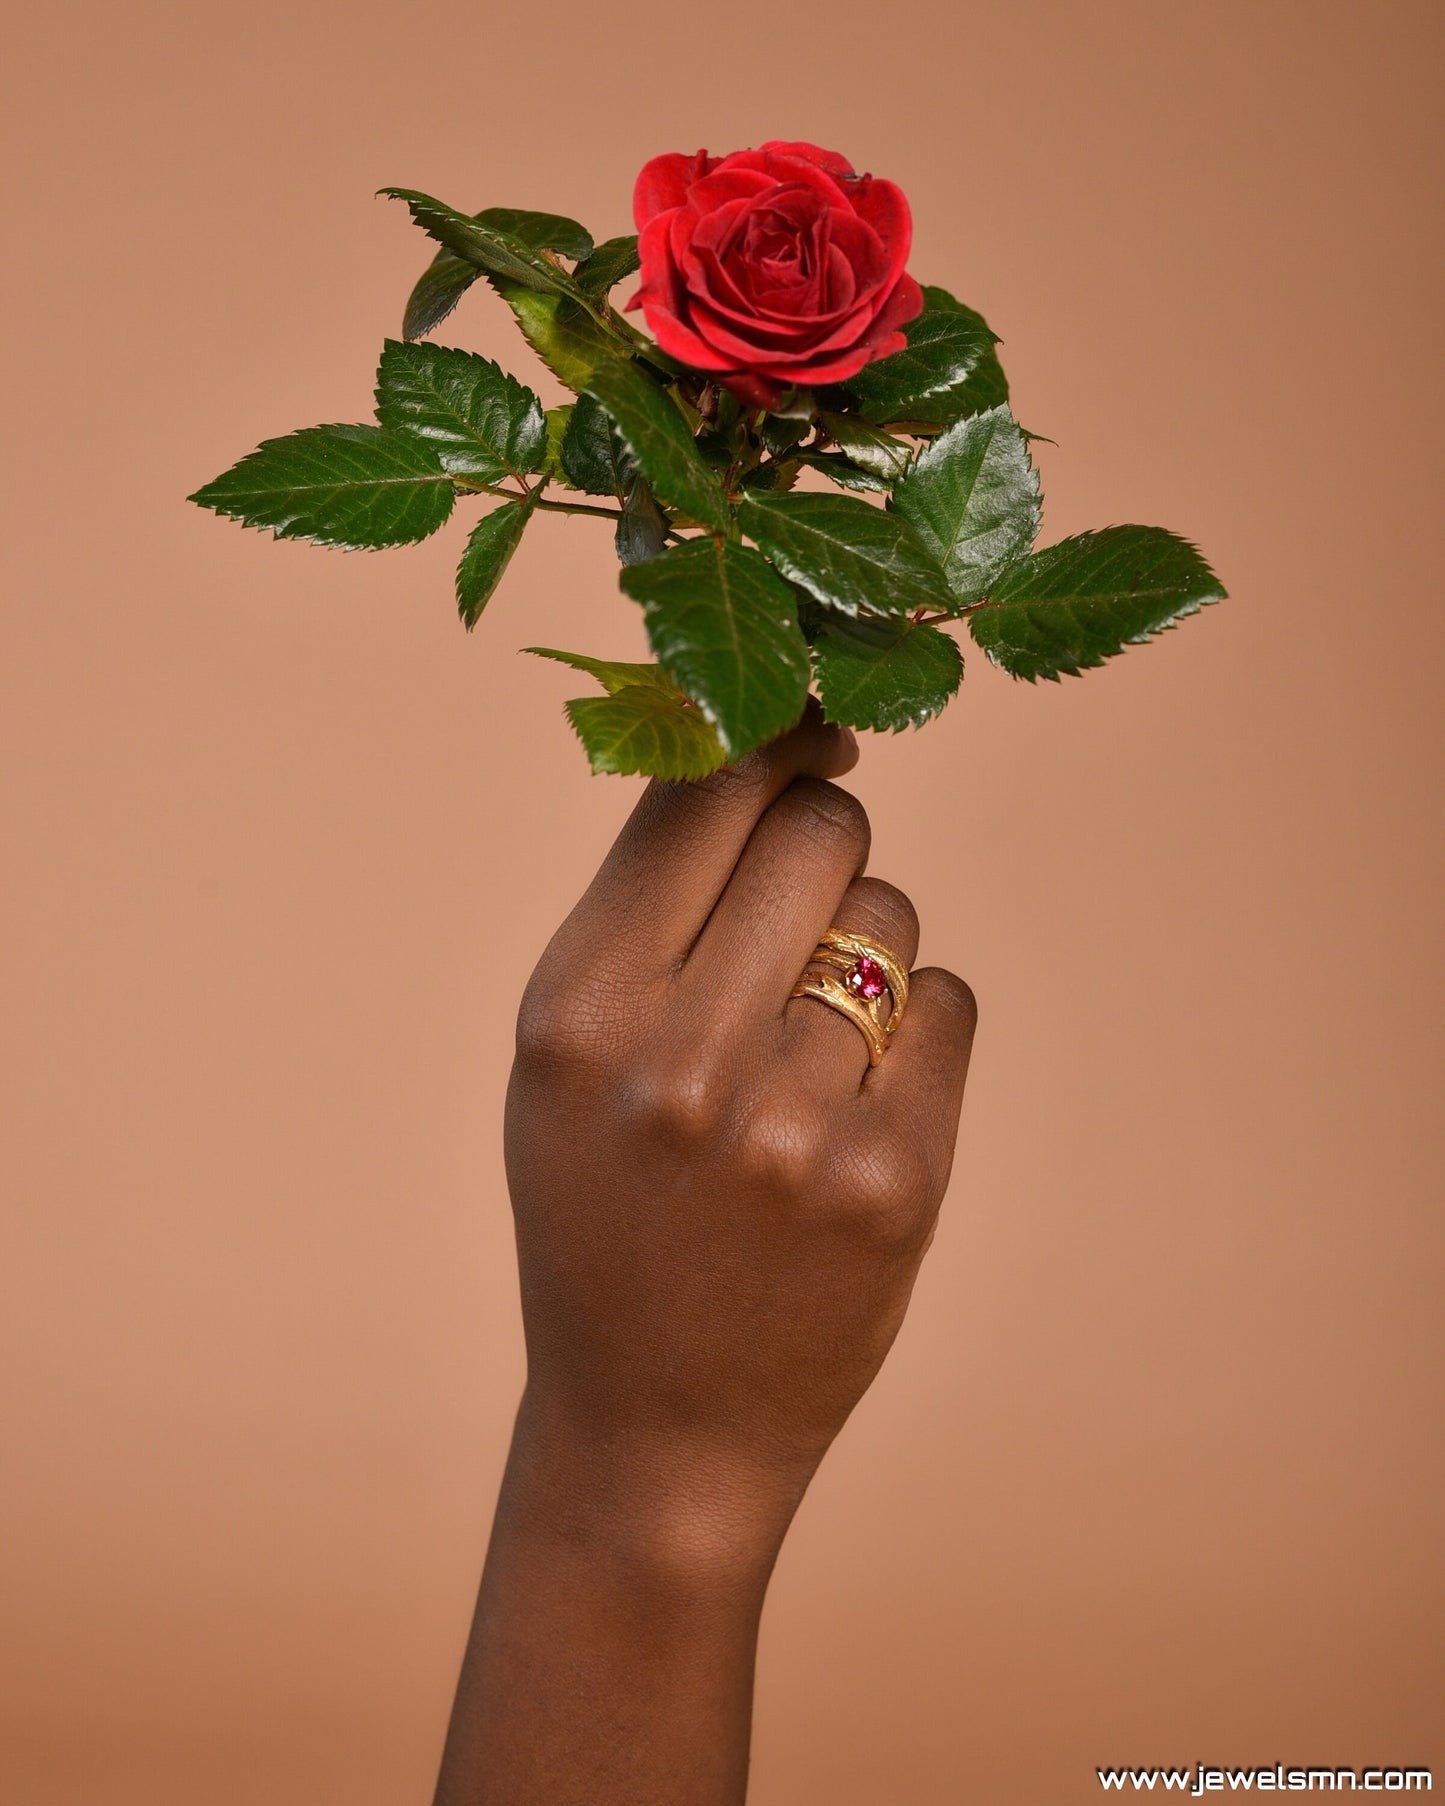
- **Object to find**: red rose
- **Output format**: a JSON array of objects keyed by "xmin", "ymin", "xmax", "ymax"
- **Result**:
[{"xmin": 629, "ymin": 140, "xmax": 923, "ymax": 411}]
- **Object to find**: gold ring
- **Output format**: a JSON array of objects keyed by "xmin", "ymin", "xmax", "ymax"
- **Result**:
[{"xmin": 790, "ymin": 928, "xmax": 910, "ymax": 1066}]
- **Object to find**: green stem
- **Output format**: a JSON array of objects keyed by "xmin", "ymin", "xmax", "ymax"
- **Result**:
[
  {"xmin": 910, "ymin": 607, "xmax": 978, "ymax": 625},
  {"xmin": 533, "ymin": 496, "xmax": 626, "ymax": 521},
  {"xmin": 455, "ymin": 477, "xmax": 624, "ymax": 522}
]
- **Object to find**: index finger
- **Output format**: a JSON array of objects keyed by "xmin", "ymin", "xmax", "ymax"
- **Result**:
[{"xmin": 572, "ymin": 700, "xmax": 858, "ymax": 966}]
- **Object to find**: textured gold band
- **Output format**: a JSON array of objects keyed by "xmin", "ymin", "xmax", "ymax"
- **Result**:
[{"xmin": 790, "ymin": 928, "xmax": 910, "ymax": 1067}]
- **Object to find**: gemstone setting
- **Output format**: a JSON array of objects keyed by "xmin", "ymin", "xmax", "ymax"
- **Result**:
[{"xmin": 845, "ymin": 955, "xmax": 887, "ymax": 1001}]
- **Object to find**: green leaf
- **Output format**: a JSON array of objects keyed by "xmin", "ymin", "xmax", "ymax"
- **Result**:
[
  {"xmin": 769, "ymin": 387, "xmax": 818, "ymax": 420},
  {"xmin": 968, "ymin": 525, "xmax": 1227, "ymax": 681},
  {"xmin": 559, "ymin": 396, "xmax": 667, "ymax": 561},
  {"xmin": 839, "ymin": 295, "xmax": 992, "ymax": 417},
  {"xmin": 739, "ymin": 460, "xmax": 799, "ymax": 494},
  {"xmin": 812, "ymin": 615, "xmax": 963, "ymax": 732},
  {"xmin": 905, "ymin": 286, "xmax": 1010, "ymax": 424},
  {"xmin": 566, "ymin": 686, "xmax": 727, "ymax": 779},
  {"xmin": 471, "ymin": 207, "xmax": 592, "ymax": 261},
  {"xmin": 692, "ymin": 426, "xmax": 736, "ymax": 474},
  {"xmin": 583, "ymin": 360, "xmax": 730, "ymax": 533},
  {"xmin": 492, "ymin": 279, "xmax": 619, "ymax": 391},
  {"xmin": 189, "ymin": 424, "xmax": 454, "ymax": 549},
  {"xmin": 560, "ymin": 391, "xmax": 633, "ymax": 496},
  {"xmin": 818, "ymin": 412, "xmax": 911, "ymax": 482},
  {"xmin": 574, "ymin": 234, "xmax": 641, "ymax": 296},
  {"xmin": 615, "ymin": 476, "xmax": 668, "ymax": 566},
  {"xmin": 838, "ymin": 287, "xmax": 1008, "ymax": 427},
  {"xmin": 793, "ymin": 450, "xmax": 890, "ymax": 493},
  {"xmin": 402, "ymin": 252, "xmax": 477, "ymax": 342},
  {"xmin": 738, "ymin": 491, "xmax": 954, "ymax": 618},
  {"xmin": 525, "ymin": 646, "xmax": 676, "ymax": 694},
  {"xmin": 400, "ymin": 209, "xmax": 593, "ymax": 341},
  {"xmin": 619, "ymin": 539, "xmax": 811, "ymax": 758},
  {"xmin": 455, "ymin": 499, "xmax": 533, "ymax": 627},
  {"xmin": 539, "ymin": 405, "xmax": 574, "ymax": 482},
  {"xmin": 375, "ymin": 339, "xmax": 545, "ymax": 482},
  {"xmin": 891, "ymin": 405, "xmax": 1040, "ymax": 606},
  {"xmin": 380, "ymin": 189, "xmax": 578, "ymax": 296},
  {"xmin": 760, "ymin": 415, "xmax": 807, "ymax": 457}
]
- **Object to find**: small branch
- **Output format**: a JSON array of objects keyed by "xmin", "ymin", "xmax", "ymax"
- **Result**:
[
  {"xmin": 533, "ymin": 496, "xmax": 627, "ymax": 521},
  {"xmin": 454, "ymin": 476, "xmax": 624, "ymax": 522}
]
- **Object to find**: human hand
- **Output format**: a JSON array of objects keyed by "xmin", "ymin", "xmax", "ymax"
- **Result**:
[{"xmin": 504, "ymin": 701, "xmax": 978, "ymax": 1539}]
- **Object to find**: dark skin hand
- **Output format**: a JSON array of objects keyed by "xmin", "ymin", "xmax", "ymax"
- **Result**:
[{"xmin": 433, "ymin": 704, "xmax": 977, "ymax": 1805}]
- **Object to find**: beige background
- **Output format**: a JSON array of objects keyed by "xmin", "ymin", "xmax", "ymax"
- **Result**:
[{"xmin": 3, "ymin": 2, "xmax": 1442, "ymax": 1800}]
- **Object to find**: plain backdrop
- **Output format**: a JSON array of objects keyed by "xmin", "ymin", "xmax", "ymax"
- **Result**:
[{"xmin": 3, "ymin": 2, "xmax": 1442, "ymax": 1801}]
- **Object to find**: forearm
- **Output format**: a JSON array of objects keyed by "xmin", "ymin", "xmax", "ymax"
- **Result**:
[{"xmin": 433, "ymin": 1392, "xmax": 810, "ymax": 1806}]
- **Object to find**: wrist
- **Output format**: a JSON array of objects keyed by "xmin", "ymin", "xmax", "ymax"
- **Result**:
[
  {"xmin": 443, "ymin": 1388, "xmax": 796, "ymax": 1803},
  {"xmin": 498, "ymin": 1388, "xmax": 818, "ymax": 1598}
]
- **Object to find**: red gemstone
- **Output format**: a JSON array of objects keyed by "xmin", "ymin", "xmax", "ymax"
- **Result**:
[{"xmin": 846, "ymin": 956, "xmax": 886, "ymax": 1001}]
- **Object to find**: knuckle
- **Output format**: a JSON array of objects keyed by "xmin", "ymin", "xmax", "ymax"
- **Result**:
[
  {"xmin": 513, "ymin": 952, "xmax": 662, "ymax": 1080},
  {"xmin": 512, "ymin": 982, "xmax": 574, "ymax": 1061},
  {"xmin": 847, "ymin": 876, "xmax": 920, "ymax": 952},
  {"xmin": 868, "ymin": 1137, "xmax": 932, "ymax": 1209},
  {"xmin": 833, "ymin": 1138, "xmax": 934, "ymax": 1249},
  {"xmin": 780, "ymin": 778, "xmax": 871, "ymax": 862},
  {"xmin": 624, "ymin": 1055, "xmax": 726, "ymax": 1148},
  {"xmin": 633, "ymin": 761, "xmax": 761, "ymax": 855},
  {"xmin": 918, "ymin": 966, "xmax": 978, "ymax": 1032},
  {"xmin": 732, "ymin": 1098, "xmax": 826, "ymax": 1194},
  {"xmin": 676, "ymin": 753, "xmax": 766, "ymax": 816},
  {"xmin": 513, "ymin": 976, "xmax": 606, "ymax": 1073}
]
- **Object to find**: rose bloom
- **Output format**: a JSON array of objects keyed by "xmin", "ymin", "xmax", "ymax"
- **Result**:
[{"xmin": 629, "ymin": 140, "xmax": 922, "ymax": 410}]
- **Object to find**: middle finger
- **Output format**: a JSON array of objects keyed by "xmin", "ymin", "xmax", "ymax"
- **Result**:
[{"xmin": 685, "ymin": 776, "xmax": 876, "ymax": 1016}]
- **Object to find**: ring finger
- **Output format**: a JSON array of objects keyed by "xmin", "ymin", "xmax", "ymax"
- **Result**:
[{"xmin": 783, "ymin": 875, "xmax": 921, "ymax": 1086}]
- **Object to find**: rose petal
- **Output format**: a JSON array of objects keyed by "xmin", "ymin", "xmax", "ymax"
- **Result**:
[
  {"xmin": 822, "ymin": 208, "xmax": 888, "ymax": 283},
  {"xmin": 633, "ymin": 212, "xmax": 685, "ymax": 310},
  {"xmin": 633, "ymin": 210, "xmax": 737, "ymax": 370},
  {"xmin": 821, "ymin": 242, "xmax": 858, "ymax": 313},
  {"xmin": 708, "ymin": 147, "xmax": 858, "ymax": 211},
  {"xmin": 857, "ymin": 329, "xmax": 907, "ymax": 363},
  {"xmin": 856, "ymin": 270, "xmax": 925, "ymax": 346},
  {"xmin": 744, "ymin": 341, "xmax": 885, "ymax": 383},
  {"xmin": 742, "ymin": 182, "xmax": 831, "ymax": 231},
  {"xmin": 688, "ymin": 193, "xmax": 767, "ymax": 264},
  {"xmin": 686, "ymin": 294, "xmax": 882, "ymax": 367},
  {"xmin": 734, "ymin": 200, "xmax": 827, "ymax": 312},
  {"xmin": 633, "ymin": 150, "xmax": 715, "ymax": 229},
  {"xmin": 684, "ymin": 166, "xmax": 781, "ymax": 215},
  {"xmin": 698, "ymin": 208, "xmax": 885, "ymax": 330},
  {"xmin": 689, "ymin": 255, "xmax": 881, "ymax": 350},
  {"xmin": 757, "ymin": 140, "xmax": 856, "ymax": 177},
  {"xmin": 640, "ymin": 294, "xmax": 736, "ymax": 372},
  {"xmin": 687, "ymin": 267, "xmax": 836, "ymax": 346},
  {"xmin": 846, "ymin": 175, "xmax": 913, "ymax": 289},
  {"xmin": 719, "ymin": 370, "xmax": 785, "ymax": 410}
]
